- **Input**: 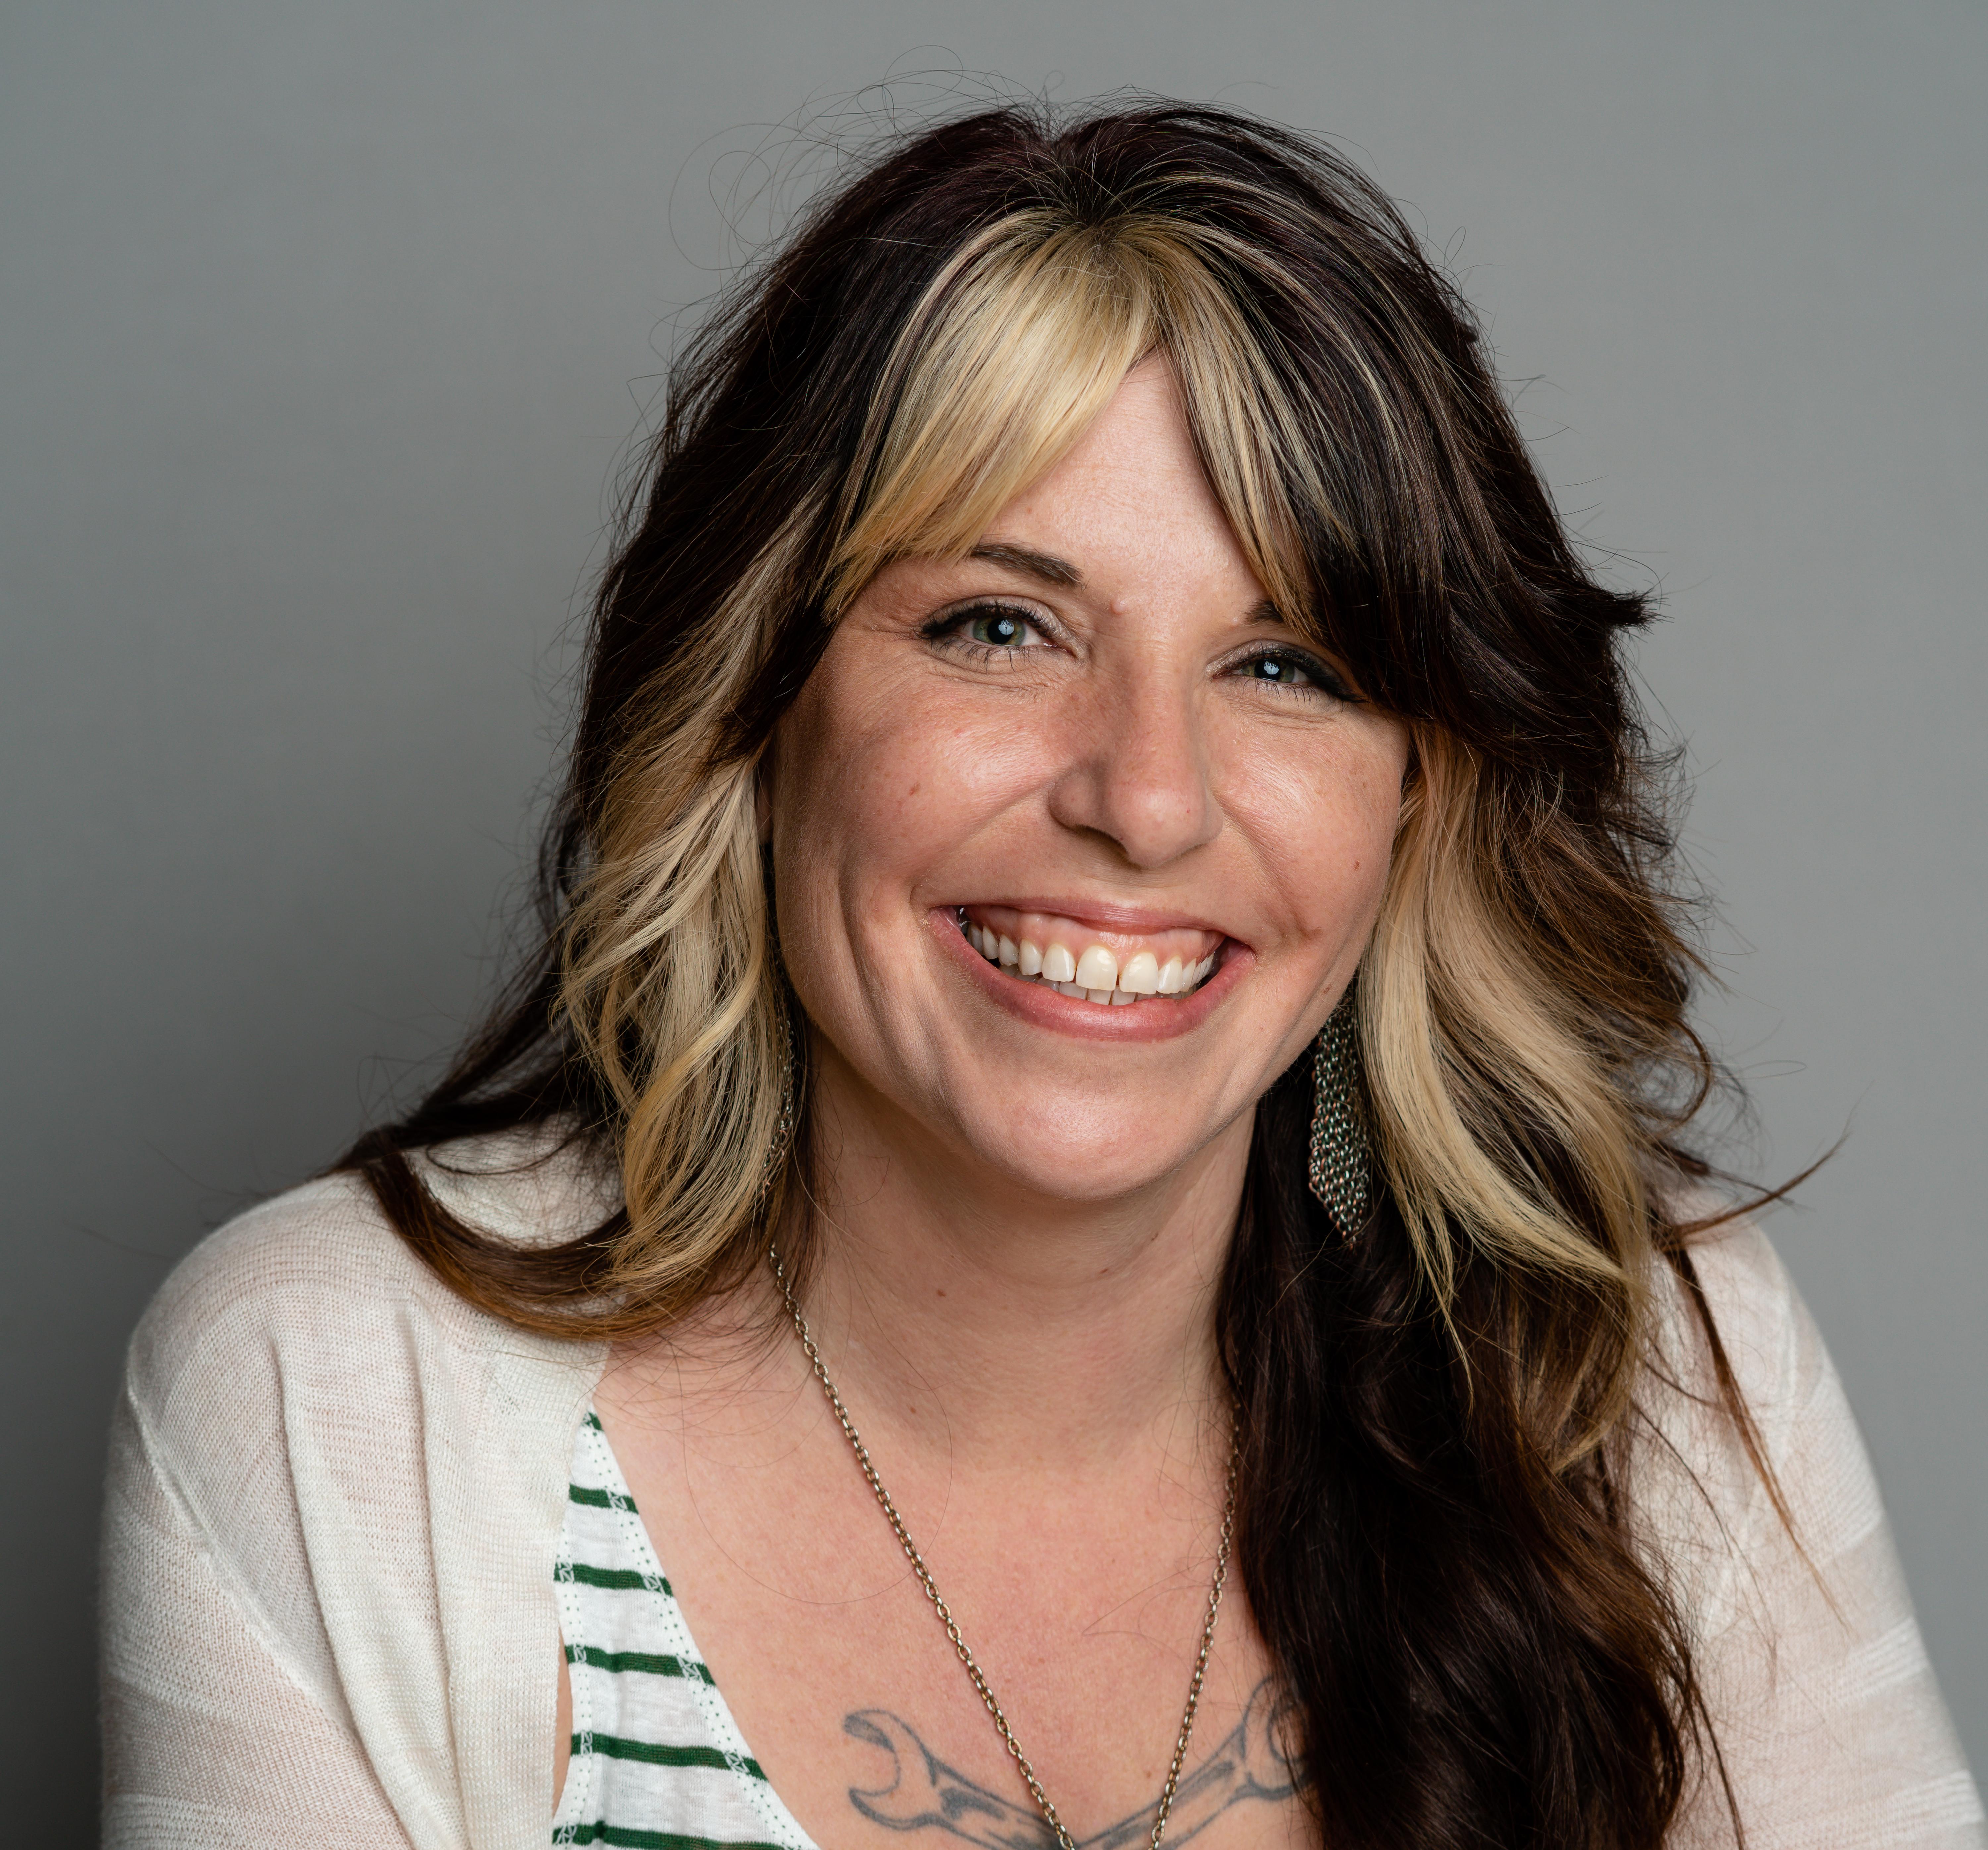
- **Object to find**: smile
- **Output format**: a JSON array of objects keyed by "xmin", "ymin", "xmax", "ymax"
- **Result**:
[{"xmin": 955, "ymin": 905, "xmax": 1223, "ymax": 1007}]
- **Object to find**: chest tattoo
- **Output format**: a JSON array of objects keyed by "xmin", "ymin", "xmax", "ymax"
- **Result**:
[{"xmin": 840, "ymin": 1678, "xmax": 1297, "ymax": 1847}]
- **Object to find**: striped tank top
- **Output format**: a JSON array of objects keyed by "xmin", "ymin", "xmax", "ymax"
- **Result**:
[{"xmin": 552, "ymin": 1411, "xmax": 820, "ymax": 1850}]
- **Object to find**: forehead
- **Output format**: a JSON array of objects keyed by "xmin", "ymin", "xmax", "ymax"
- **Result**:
[{"xmin": 972, "ymin": 361, "xmax": 1267, "ymax": 614}]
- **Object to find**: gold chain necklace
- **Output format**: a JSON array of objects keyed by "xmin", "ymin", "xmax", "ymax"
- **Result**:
[{"xmin": 768, "ymin": 1242, "xmax": 1241, "ymax": 1850}]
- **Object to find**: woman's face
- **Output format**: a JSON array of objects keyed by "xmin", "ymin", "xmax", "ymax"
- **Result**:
[{"xmin": 768, "ymin": 358, "xmax": 1412, "ymax": 1205}]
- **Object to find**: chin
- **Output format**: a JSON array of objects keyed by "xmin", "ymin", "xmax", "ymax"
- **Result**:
[{"xmin": 956, "ymin": 1115, "xmax": 1208, "ymax": 1205}]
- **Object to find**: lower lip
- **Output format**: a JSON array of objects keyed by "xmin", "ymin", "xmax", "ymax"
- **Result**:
[{"xmin": 929, "ymin": 910, "xmax": 1249, "ymax": 1042}]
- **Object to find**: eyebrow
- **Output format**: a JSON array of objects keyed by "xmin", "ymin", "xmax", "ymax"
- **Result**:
[
  {"xmin": 967, "ymin": 542, "xmax": 1084, "ymax": 588},
  {"xmin": 966, "ymin": 548, "xmax": 1289, "ymax": 633}
]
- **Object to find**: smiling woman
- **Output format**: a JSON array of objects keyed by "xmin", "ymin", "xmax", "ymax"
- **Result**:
[{"xmin": 101, "ymin": 103, "xmax": 1980, "ymax": 1850}]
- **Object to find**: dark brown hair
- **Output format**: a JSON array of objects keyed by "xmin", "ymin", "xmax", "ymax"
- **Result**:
[{"xmin": 347, "ymin": 101, "xmax": 1771, "ymax": 1848}]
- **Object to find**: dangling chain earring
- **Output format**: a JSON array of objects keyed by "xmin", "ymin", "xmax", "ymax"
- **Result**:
[
  {"xmin": 1308, "ymin": 982, "xmax": 1373, "ymax": 1240},
  {"xmin": 762, "ymin": 999, "xmax": 802, "ymax": 1194}
]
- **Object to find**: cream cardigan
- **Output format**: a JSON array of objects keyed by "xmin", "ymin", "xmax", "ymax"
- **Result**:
[{"xmin": 101, "ymin": 1142, "xmax": 1983, "ymax": 1848}]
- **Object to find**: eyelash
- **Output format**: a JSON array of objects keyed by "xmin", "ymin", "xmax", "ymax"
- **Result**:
[
  {"xmin": 921, "ymin": 601, "xmax": 1358, "ymax": 702},
  {"xmin": 1228, "ymin": 645, "xmax": 1358, "ymax": 703},
  {"xmin": 919, "ymin": 601, "xmax": 1053, "ymax": 664}
]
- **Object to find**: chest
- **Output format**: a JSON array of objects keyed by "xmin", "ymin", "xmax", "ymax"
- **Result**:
[{"xmin": 564, "ymin": 1385, "xmax": 1311, "ymax": 1850}]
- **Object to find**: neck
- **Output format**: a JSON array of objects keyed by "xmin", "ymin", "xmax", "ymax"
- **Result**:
[{"xmin": 776, "ymin": 1042, "xmax": 1252, "ymax": 1477}]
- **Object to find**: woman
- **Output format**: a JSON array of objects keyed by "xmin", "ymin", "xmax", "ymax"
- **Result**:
[{"xmin": 102, "ymin": 103, "xmax": 1980, "ymax": 1850}]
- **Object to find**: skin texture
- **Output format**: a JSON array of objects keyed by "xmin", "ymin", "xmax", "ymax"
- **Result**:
[{"xmin": 579, "ymin": 359, "xmax": 1411, "ymax": 1847}]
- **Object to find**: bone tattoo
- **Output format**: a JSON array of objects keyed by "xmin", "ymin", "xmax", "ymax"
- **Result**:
[{"xmin": 842, "ymin": 1678, "xmax": 1297, "ymax": 1848}]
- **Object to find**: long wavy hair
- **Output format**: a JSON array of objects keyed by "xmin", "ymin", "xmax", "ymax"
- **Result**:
[{"xmin": 346, "ymin": 101, "xmax": 1772, "ymax": 1849}]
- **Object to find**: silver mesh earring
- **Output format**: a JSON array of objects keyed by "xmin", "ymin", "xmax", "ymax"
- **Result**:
[
  {"xmin": 1308, "ymin": 984, "xmax": 1373, "ymax": 1240},
  {"xmin": 762, "ymin": 1002, "xmax": 803, "ymax": 1194}
]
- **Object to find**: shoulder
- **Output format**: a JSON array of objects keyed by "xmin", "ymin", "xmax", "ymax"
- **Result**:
[
  {"xmin": 132, "ymin": 1168, "xmax": 433, "ymax": 1399},
  {"xmin": 128, "ymin": 1129, "xmax": 615, "ymax": 1421},
  {"xmin": 1632, "ymin": 1203, "xmax": 1887, "ymax": 1620},
  {"xmin": 1637, "ymin": 1222, "xmax": 1984, "ymax": 1841},
  {"xmin": 122, "ymin": 1132, "xmax": 615, "ymax": 1564},
  {"xmin": 1651, "ymin": 1211, "xmax": 1811, "ymax": 1415},
  {"xmin": 109, "ymin": 1136, "xmax": 614, "ymax": 1830},
  {"xmin": 1643, "ymin": 1205, "xmax": 1840, "ymax": 1475}
]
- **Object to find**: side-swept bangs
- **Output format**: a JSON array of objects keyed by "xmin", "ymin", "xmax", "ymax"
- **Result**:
[{"xmin": 829, "ymin": 210, "xmax": 1317, "ymax": 628}]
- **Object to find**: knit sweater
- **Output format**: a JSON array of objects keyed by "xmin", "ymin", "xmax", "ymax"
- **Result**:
[{"xmin": 100, "ymin": 1139, "xmax": 1983, "ymax": 1848}]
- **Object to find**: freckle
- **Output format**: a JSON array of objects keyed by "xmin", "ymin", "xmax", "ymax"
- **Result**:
[
  {"xmin": 935, "ymin": 1288, "xmax": 946, "ymax": 1298},
  {"xmin": 908, "ymin": 782, "xmax": 920, "ymax": 798}
]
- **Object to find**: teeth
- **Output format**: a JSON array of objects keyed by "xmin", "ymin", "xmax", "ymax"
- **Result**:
[
  {"xmin": 1073, "ymin": 945, "xmax": 1119, "ymax": 991},
  {"xmin": 963, "ymin": 912, "xmax": 1220, "ymax": 1006}
]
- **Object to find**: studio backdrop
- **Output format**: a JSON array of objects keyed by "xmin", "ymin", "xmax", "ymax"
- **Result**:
[{"xmin": 2, "ymin": 0, "xmax": 1981, "ymax": 1825}]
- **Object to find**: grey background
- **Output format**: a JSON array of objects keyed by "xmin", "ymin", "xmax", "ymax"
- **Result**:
[{"xmin": 3, "ymin": 0, "xmax": 1981, "ymax": 1829}]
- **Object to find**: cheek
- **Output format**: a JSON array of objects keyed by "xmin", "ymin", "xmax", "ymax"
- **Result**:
[
  {"xmin": 772, "ymin": 666, "xmax": 927, "ymax": 879},
  {"xmin": 1218, "ymin": 714, "xmax": 1409, "ymax": 944},
  {"xmin": 768, "ymin": 648, "xmax": 1046, "ymax": 922}
]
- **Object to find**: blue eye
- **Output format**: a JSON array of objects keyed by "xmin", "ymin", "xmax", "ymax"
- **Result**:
[
  {"xmin": 1232, "ymin": 647, "xmax": 1357, "ymax": 701},
  {"xmin": 967, "ymin": 609, "xmax": 1033, "ymax": 647},
  {"xmin": 918, "ymin": 600, "xmax": 1052, "ymax": 661},
  {"xmin": 1242, "ymin": 653, "xmax": 1312, "ymax": 685}
]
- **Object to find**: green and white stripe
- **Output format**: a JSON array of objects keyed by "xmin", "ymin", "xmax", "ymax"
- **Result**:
[{"xmin": 552, "ymin": 1412, "xmax": 817, "ymax": 1850}]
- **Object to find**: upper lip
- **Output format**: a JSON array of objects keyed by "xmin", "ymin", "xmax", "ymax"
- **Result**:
[{"xmin": 945, "ymin": 897, "xmax": 1239, "ymax": 940}]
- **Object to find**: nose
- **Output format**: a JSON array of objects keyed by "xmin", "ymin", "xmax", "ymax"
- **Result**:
[{"xmin": 1043, "ymin": 660, "xmax": 1222, "ymax": 869}]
